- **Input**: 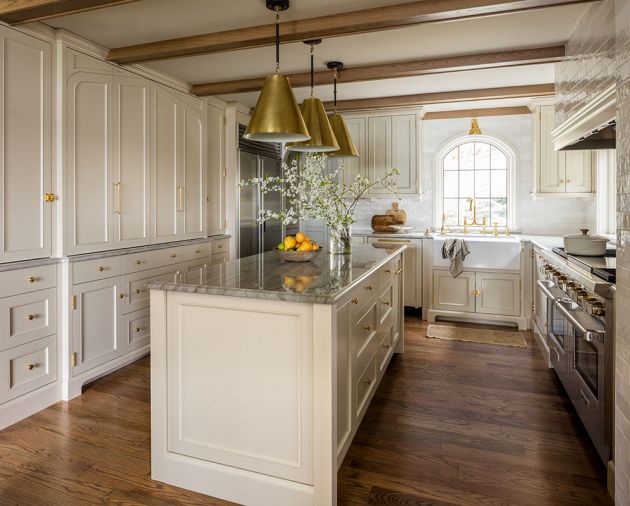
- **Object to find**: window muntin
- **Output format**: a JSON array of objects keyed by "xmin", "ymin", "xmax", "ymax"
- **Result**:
[{"xmin": 441, "ymin": 141, "xmax": 509, "ymax": 227}]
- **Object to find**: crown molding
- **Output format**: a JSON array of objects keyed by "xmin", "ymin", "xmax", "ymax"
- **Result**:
[
  {"xmin": 205, "ymin": 95, "xmax": 228, "ymax": 110},
  {"xmin": 0, "ymin": 20, "xmax": 56, "ymax": 41}
]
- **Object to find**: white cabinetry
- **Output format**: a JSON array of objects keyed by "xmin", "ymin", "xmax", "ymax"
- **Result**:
[
  {"xmin": 334, "ymin": 111, "xmax": 420, "ymax": 195},
  {"xmin": 432, "ymin": 270, "xmax": 520, "ymax": 317},
  {"xmin": 207, "ymin": 104, "xmax": 226, "ymax": 236},
  {"xmin": 0, "ymin": 27, "xmax": 52, "ymax": 262},
  {"xmin": 535, "ymin": 103, "xmax": 593, "ymax": 194}
]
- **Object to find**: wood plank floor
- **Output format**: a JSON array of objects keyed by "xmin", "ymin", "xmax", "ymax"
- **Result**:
[{"xmin": 0, "ymin": 316, "xmax": 612, "ymax": 505}]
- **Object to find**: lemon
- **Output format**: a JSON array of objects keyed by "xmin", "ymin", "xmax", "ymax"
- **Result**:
[
  {"xmin": 295, "ymin": 232, "xmax": 305, "ymax": 243},
  {"xmin": 284, "ymin": 236, "xmax": 297, "ymax": 250},
  {"xmin": 298, "ymin": 241, "xmax": 312, "ymax": 252}
]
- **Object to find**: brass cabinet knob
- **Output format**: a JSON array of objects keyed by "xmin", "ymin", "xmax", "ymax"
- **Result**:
[
  {"xmin": 351, "ymin": 298, "xmax": 358, "ymax": 304},
  {"xmin": 135, "ymin": 259, "xmax": 143, "ymax": 265},
  {"xmin": 170, "ymin": 253, "xmax": 177, "ymax": 258},
  {"xmin": 217, "ymin": 244, "xmax": 223, "ymax": 249},
  {"xmin": 365, "ymin": 284, "xmax": 373, "ymax": 291},
  {"xmin": 473, "ymin": 289, "xmax": 481, "ymax": 296},
  {"xmin": 135, "ymin": 289, "xmax": 142, "ymax": 294},
  {"xmin": 27, "ymin": 276, "xmax": 36, "ymax": 283},
  {"xmin": 363, "ymin": 325, "xmax": 371, "ymax": 331},
  {"xmin": 134, "ymin": 327, "xmax": 141, "ymax": 333},
  {"xmin": 363, "ymin": 378, "xmax": 373, "ymax": 385},
  {"xmin": 26, "ymin": 363, "xmax": 36, "ymax": 370},
  {"xmin": 97, "ymin": 266, "xmax": 104, "ymax": 272},
  {"xmin": 384, "ymin": 269, "xmax": 391, "ymax": 274},
  {"xmin": 118, "ymin": 293, "xmax": 124, "ymax": 299},
  {"xmin": 383, "ymin": 344, "xmax": 391, "ymax": 349},
  {"xmin": 195, "ymin": 249, "xmax": 201, "ymax": 254},
  {"xmin": 382, "ymin": 301, "xmax": 390, "ymax": 306},
  {"xmin": 26, "ymin": 314, "xmax": 35, "ymax": 321}
]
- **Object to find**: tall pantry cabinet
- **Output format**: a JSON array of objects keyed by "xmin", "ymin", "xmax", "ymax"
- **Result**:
[{"xmin": 0, "ymin": 26, "xmax": 53, "ymax": 262}]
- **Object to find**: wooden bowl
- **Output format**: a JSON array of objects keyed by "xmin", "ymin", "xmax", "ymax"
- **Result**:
[{"xmin": 274, "ymin": 248, "xmax": 322, "ymax": 262}]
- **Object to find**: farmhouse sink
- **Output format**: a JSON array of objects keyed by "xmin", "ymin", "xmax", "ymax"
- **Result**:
[{"xmin": 432, "ymin": 235, "xmax": 522, "ymax": 270}]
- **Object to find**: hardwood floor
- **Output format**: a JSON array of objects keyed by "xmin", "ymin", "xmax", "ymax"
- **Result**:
[{"xmin": 0, "ymin": 316, "xmax": 611, "ymax": 505}]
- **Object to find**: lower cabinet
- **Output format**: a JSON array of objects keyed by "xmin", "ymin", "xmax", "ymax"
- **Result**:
[{"xmin": 432, "ymin": 269, "xmax": 520, "ymax": 316}]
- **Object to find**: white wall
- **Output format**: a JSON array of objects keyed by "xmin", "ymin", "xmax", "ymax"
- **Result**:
[{"xmin": 351, "ymin": 114, "xmax": 596, "ymax": 236}]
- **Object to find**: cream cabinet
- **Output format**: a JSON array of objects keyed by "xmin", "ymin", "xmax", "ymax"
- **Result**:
[
  {"xmin": 151, "ymin": 84, "xmax": 205, "ymax": 244},
  {"xmin": 537, "ymin": 104, "xmax": 593, "ymax": 194},
  {"xmin": 432, "ymin": 270, "xmax": 520, "ymax": 316},
  {"xmin": 207, "ymin": 104, "xmax": 226, "ymax": 236},
  {"xmin": 0, "ymin": 27, "xmax": 52, "ymax": 262},
  {"xmin": 333, "ymin": 111, "xmax": 419, "ymax": 195}
]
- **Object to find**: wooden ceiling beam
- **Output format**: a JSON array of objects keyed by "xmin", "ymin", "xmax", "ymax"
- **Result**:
[
  {"xmin": 190, "ymin": 46, "xmax": 564, "ymax": 96},
  {"xmin": 423, "ymin": 106, "xmax": 532, "ymax": 119},
  {"xmin": 323, "ymin": 84, "xmax": 554, "ymax": 111},
  {"xmin": 0, "ymin": 0, "xmax": 139, "ymax": 24},
  {"xmin": 107, "ymin": 0, "xmax": 596, "ymax": 64}
]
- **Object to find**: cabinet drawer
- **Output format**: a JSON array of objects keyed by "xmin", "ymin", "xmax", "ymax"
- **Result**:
[
  {"xmin": 378, "ymin": 257, "xmax": 398, "ymax": 287},
  {"xmin": 210, "ymin": 252, "xmax": 230, "ymax": 265},
  {"xmin": 377, "ymin": 283, "xmax": 394, "ymax": 325},
  {"xmin": 0, "ymin": 335, "xmax": 57, "ymax": 404},
  {"xmin": 122, "ymin": 308, "xmax": 150, "ymax": 352},
  {"xmin": 0, "ymin": 289, "xmax": 56, "ymax": 352},
  {"xmin": 0, "ymin": 264, "xmax": 56, "ymax": 299},
  {"xmin": 181, "ymin": 243, "xmax": 209, "ymax": 261},
  {"xmin": 210, "ymin": 238, "xmax": 229, "ymax": 255},
  {"xmin": 122, "ymin": 265, "xmax": 181, "ymax": 314},
  {"xmin": 122, "ymin": 246, "xmax": 183, "ymax": 274},
  {"xmin": 73, "ymin": 256, "xmax": 122, "ymax": 284},
  {"xmin": 355, "ymin": 355, "xmax": 377, "ymax": 419},
  {"xmin": 349, "ymin": 272, "xmax": 378, "ymax": 318},
  {"xmin": 376, "ymin": 324, "xmax": 394, "ymax": 373},
  {"xmin": 352, "ymin": 303, "xmax": 378, "ymax": 372}
]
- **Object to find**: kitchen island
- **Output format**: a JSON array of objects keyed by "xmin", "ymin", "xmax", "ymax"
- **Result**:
[{"xmin": 147, "ymin": 244, "xmax": 406, "ymax": 506}]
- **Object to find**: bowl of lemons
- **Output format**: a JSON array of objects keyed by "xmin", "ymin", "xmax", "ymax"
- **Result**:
[{"xmin": 275, "ymin": 232, "xmax": 322, "ymax": 262}]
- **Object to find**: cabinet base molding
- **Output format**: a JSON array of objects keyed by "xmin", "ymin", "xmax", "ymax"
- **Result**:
[
  {"xmin": 427, "ymin": 309, "xmax": 528, "ymax": 331},
  {"xmin": 0, "ymin": 381, "xmax": 60, "ymax": 431},
  {"xmin": 63, "ymin": 345, "xmax": 149, "ymax": 401}
]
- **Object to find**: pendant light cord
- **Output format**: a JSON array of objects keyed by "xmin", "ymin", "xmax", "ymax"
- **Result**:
[
  {"xmin": 275, "ymin": 10, "xmax": 280, "ymax": 74},
  {"xmin": 310, "ymin": 43, "xmax": 314, "ymax": 97},
  {"xmin": 333, "ymin": 69, "xmax": 338, "ymax": 114}
]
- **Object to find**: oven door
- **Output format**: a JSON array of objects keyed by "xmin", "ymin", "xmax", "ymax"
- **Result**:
[{"xmin": 554, "ymin": 300, "xmax": 609, "ymax": 462}]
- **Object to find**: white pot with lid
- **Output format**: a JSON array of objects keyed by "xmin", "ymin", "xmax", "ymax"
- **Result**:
[{"xmin": 563, "ymin": 229, "xmax": 608, "ymax": 256}]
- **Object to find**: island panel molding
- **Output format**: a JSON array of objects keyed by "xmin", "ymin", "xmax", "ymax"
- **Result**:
[
  {"xmin": 107, "ymin": 0, "xmax": 592, "ymax": 64},
  {"xmin": 0, "ymin": 0, "xmax": 139, "ymax": 24},
  {"xmin": 324, "ymin": 84, "xmax": 555, "ymax": 111},
  {"xmin": 191, "ymin": 46, "xmax": 565, "ymax": 96}
]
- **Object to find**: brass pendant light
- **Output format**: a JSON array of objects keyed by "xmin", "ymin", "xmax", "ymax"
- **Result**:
[
  {"xmin": 244, "ymin": 0, "xmax": 310, "ymax": 143},
  {"xmin": 326, "ymin": 61, "xmax": 359, "ymax": 158},
  {"xmin": 469, "ymin": 118, "xmax": 482, "ymax": 135},
  {"xmin": 286, "ymin": 40, "xmax": 339, "ymax": 153}
]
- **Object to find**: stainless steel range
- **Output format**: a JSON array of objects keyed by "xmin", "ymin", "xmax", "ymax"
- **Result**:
[{"xmin": 537, "ymin": 248, "xmax": 615, "ymax": 464}]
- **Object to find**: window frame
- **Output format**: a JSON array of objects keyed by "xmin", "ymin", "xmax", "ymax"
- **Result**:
[{"xmin": 433, "ymin": 134, "xmax": 518, "ymax": 230}]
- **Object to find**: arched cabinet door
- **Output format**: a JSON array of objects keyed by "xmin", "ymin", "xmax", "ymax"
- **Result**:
[{"xmin": 0, "ymin": 27, "xmax": 52, "ymax": 261}]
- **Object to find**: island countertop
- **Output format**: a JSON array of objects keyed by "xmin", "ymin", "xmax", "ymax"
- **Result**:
[{"xmin": 146, "ymin": 243, "xmax": 406, "ymax": 304}]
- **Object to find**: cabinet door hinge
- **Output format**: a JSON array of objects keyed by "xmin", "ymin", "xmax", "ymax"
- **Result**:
[
  {"xmin": 71, "ymin": 295, "xmax": 76, "ymax": 310},
  {"xmin": 532, "ymin": 303, "xmax": 535, "ymax": 313},
  {"xmin": 44, "ymin": 193, "xmax": 56, "ymax": 202},
  {"xmin": 222, "ymin": 168, "xmax": 227, "ymax": 177},
  {"xmin": 71, "ymin": 352, "xmax": 77, "ymax": 367}
]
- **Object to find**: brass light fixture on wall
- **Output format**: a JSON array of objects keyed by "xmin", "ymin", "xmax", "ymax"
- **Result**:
[
  {"xmin": 326, "ymin": 61, "xmax": 359, "ymax": 158},
  {"xmin": 244, "ymin": 0, "xmax": 310, "ymax": 143},
  {"xmin": 286, "ymin": 40, "xmax": 339, "ymax": 153}
]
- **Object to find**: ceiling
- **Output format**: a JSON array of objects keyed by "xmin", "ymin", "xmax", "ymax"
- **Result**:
[{"xmin": 43, "ymin": 0, "xmax": 589, "ymax": 109}]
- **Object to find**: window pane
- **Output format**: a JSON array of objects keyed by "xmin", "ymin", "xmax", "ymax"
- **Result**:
[
  {"xmin": 443, "ymin": 199, "xmax": 459, "ymax": 225},
  {"xmin": 476, "ymin": 199, "xmax": 490, "ymax": 225},
  {"xmin": 444, "ymin": 148, "xmax": 458, "ymax": 170},
  {"xmin": 459, "ymin": 171, "xmax": 474, "ymax": 198},
  {"xmin": 459, "ymin": 142, "xmax": 475, "ymax": 170},
  {"xmin": 491, "ymin": 170, "xmax": 507, "ymax": 198},
  {"xmin": 443, "ymin": 171, "xmax": 458, "ymax": 198},
  {"xmin": 491, "ymin": 146, "xmax": 507, "ymax": 170},
  {"xmin": 475, "ymin": 142, "xmax": 491, "ymax": 171},
  {"xmin": 475, "ymin": 170, "xmax": 491, "ymax": 198},
  {"xmin": 491, "ymin": 198, "xmax": 508, "ymax": 226}
]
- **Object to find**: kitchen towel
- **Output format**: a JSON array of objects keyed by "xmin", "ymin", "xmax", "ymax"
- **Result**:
[{"xmin": 441, "ymin": 238, "xmax": 470, "ymax": 277}]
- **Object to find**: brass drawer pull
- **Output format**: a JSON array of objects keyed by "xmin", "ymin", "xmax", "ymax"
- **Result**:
[
  {"xmin": 217, "ymin": 244, "xmax": 223, "ymax": 249},
  {"xmin": 27, "ymin": 276, "xmax": 37, "ymax": 283},
  {"xmin": 365, "ymin": 284, "xmax": 373, "ymax": 291},
  {"xmin": 134, "ymin": 327, "xmax": 141, "ymax": 333},
  {"xmin": 26, "ymin": 363, "xmax": 36, "ymax": 371},
  {"xmin": 135, "ymin": 259, "xmax": 143, "ymax": 265},
  {"xmin": 195, "ymin": 249, "xmax": 201, "ymax": 254},
  {"xmin": 26, "ymin": 314, "xmax": 36, "ymax": 321},
  {"xmin": 363, "ymin": 378, "xmax": 373, "ymax": 385},
  {"xmin": 135, "ymin": 288, "xmax": 143, "ymax": 294},
  {"xmin": 170, "ymin": 253, "xmax": 177, "ymax": 258},
  {"xmin": 383, "ymin": 344, "xmax": 391, "ymax": 349},
  {"xmin": 384, "ymin": 269, "xmax": 391, "ymax": 273},
  {"xmin": 395, "ymin": 268, "xmax": 403, "ymax": 275},
  {"xmin": 351, "ymin": 298, "xmax": 358, "ymax": 304},
  {"xmin": 363, "ymin": 325, "xmax": 371, "ymax": 332},
  {"xmin": 118, "ymin": 293, "xmax": 124, "ymax": 299},
  {"xmin": 97, "ymin": 266, "xmax": 104, "ymax": 272},
  {"xmin": 474, "ymin": 289, "xmax": 481, "ymax": 296},
  {"xmin": 382, "ymin": 301, "xmax": 390, "ymax": 306}
]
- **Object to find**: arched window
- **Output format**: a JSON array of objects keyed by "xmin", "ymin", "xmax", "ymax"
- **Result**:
[{"xmin": 435, "ymin": 135, "xmax": 516, "ymax": 229}]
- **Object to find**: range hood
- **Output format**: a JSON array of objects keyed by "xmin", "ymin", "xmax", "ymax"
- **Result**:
[{"xmin": 552, "ymin": 84, "xmax": 616, "ymax": 150}]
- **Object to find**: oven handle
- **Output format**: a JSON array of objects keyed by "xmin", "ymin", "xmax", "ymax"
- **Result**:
[
  {"xmin": 537, "ymin": 280, "xmax": 570, "ymax": 303},
  {"xmin": 554, "ymin": 300, "xmax": 605, "ymax": 343}
]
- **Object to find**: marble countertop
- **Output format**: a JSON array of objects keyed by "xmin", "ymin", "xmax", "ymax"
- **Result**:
[
  {"xmin": 0, "ymin": 256, "xmax": 64, "ymax": 273},
  {"xmin": 147, "ymin": 243, "xmax": 406, "ymax": 304}
]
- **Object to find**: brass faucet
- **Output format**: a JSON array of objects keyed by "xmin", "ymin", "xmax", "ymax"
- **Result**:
[
  {"xmin": 468, "ymin": 198, "xmax": 485, "ymax": 226},
  {"xmin": 493, "ymin": 221, "xmax": 499, "ymax": 236},
  {"xmin": 481, "ymin": 216, "xmax": 488, "ymax": 235},
  {"xmin": 440, "ymin": 213, "xmax": 450, "ymax": 235},
  {"xmin": 463, "ymin": 217, "xmax": 468, "ymax": 234}
]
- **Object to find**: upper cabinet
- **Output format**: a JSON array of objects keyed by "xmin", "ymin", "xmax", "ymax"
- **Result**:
[
  {"xmin": 0, "ymin": 26, "xmax": 52, "ymax": 262},
  {"xmin": 207, "ymin": 104, "xmax": 226, "ymax": 236},
  {"xmin": 535, "ymin": 103, "xmax": 594, "ymax": 195},
  {"xmin": 332, "ymin": 111, "xmax": 420, "ymax": 196}
]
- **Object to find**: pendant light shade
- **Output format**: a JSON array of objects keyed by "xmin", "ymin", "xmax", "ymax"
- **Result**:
[
  {"xmin": 326, "ymin": 61, "xmax": 359, "ymax": 158},
  {"xmin": 286, "ymin": 40, "xmax": 339, "ymax": 152},
  {"xmin": 469, "ymin": 118, "xmax": 481, "ymax": 135},
  {"xmin": 244, "ymin": 0, "xmax": 310, "ymax": 143},
  {"xmin": 245, "ymin": 74, "xmax": 310, "ymax": 142}
]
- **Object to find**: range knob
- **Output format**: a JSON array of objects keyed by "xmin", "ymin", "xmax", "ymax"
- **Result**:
[
  {"xmin": 575, "ymin": 290, "xmax": 589, "ymax": 301},
  {"xmin": 591, "ymin": 301, "xmax": 605, "ymax": 317}
]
